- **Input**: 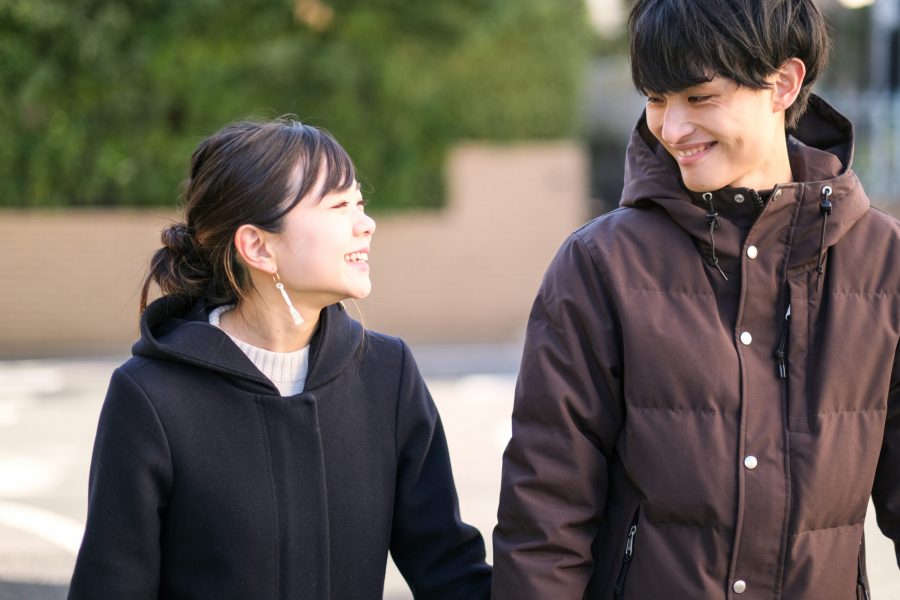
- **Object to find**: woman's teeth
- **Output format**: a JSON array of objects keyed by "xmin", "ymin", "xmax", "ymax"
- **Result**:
[{"xmin": 345, "ymin": 252, "xmax": 367, "ymax": 263}]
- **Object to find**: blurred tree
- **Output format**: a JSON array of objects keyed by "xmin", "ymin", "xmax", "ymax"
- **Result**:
[{"xmin": 0, "ymin": 0, "xmax": 589, "ymax": 209}]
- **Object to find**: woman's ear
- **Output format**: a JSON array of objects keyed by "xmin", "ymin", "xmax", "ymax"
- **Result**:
[
  {"xmin": 772, "ymin": 58, "xmax": 806, "ymax": 113},
  {"xmin": 233, "ymin": 224, "xmax": 277, "ymax": 274}
]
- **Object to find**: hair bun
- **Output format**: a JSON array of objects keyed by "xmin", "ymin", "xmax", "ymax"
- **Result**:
[{"xmin": 160, "ymin": 222, "xmax": 198, "ymax": 255}]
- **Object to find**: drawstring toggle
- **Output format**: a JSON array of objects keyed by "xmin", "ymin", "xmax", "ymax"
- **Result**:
[{"xmin": 702, "ymin": 192, "xmax": 728, "ymax": 281}]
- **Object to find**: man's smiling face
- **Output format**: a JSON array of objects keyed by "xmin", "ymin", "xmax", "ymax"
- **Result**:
[{"xmin": 645, "ymin": 76, "xmax": 787, "ymax": 192}]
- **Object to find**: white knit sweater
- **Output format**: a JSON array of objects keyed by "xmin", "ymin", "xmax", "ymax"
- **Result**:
[{"xmin": 208, "ymin": 305, "xmax": 309, "ymax": 396}]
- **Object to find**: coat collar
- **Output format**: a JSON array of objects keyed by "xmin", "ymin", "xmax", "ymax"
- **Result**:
[
  {"xmin": 135, "ymin": 296, "xmax": 364, "ymax": 394},
  {"xmin": 619, "ymin": 94, "xmax": 870, "ymax": 271}
]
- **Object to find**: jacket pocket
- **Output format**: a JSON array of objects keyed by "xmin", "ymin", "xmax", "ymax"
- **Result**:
[{"xmin": 613, "ymin": 507, "xmax": 640, "ymax": 599}]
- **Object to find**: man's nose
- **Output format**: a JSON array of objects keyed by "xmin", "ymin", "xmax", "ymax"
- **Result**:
[{"xmin": 660, "ymin": 105, "xmax": 694, "ymax": 145}]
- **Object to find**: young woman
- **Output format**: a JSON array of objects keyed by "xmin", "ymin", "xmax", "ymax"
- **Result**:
[{"xmin": 68, "ymin": 119, "xmax": 491, "ymax": 599}]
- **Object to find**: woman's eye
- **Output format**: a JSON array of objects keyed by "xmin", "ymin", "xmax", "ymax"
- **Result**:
[
  {"xmin": 333, "ymin": 201, "xmax": 349, "ymax": 209},
  {"xmin": 688, "ymin": 95, "xmax": 712, "ymax": 103},
  {"xmin": 646, "ymin": 96, "xmax": 664, "ymax": 104}
]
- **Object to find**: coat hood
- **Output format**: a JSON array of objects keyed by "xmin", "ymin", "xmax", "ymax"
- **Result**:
[
  {"xmin": 134, "ymin": 295, "xmax": 364, "ymax": 394},
  {"xmin": 619, "ymin": 94, "xmax": 870, "ymax": 272}
]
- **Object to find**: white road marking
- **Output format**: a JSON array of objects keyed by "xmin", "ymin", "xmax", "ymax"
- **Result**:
[
  {"xmin": 0, "ymin": 366, "xmax": 64, "ymax": 399},
  {"xmin": 0, "ymin": 500, "xmax": 84, "ymax": 555},
  {"xmin": 0, "ymin": 458, "xmax": 61, "ymax": 497},
  {"xmin": 494, "ymin": 421, "xmax": 512, "ymax": 451}
]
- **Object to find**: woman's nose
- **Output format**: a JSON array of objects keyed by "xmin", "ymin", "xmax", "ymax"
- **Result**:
[{"xmin": 356, "ymin": 212, "xmax": 375, "ymax": 236}]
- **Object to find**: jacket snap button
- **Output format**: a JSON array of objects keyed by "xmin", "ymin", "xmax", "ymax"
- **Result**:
[
  {"xmin": 733, "ymin": 580, "xmax": 747, "ymax": 593},
  {"xmin": 747, "ymin": 245, "xmax": 758, "ymax": 259},
  {"xmin": 744, "ymin": 456, "xmax": 758, "ymax": 469},
  {"xmin": 734, "ymin": 193, "xmax": 745, "ymax": 203},
  {"xmin": 740, "ymin": 332, "xmax": 752, "ymax": 345}
]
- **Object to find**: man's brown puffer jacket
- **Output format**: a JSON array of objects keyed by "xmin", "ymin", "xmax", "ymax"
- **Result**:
[{"xmin": 494, "ymin": 95, "xmax": 900, "ymax": 599}]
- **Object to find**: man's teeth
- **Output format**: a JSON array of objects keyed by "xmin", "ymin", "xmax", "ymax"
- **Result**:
[
  {"xmin": 676, "ymin": 144, "xmax": 710, "ymax": 158},
  {"xmin": 345, "ymin": 252, "xmax": 368, "ymax": 263}
]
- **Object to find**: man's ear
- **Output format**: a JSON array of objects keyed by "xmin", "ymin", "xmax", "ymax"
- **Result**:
[
  {"xmin": 233, "ymin": 224, "xmax": 277, "ymax": 275},
  {"xmin": 772, "ymin": 58, "xmax": 806, "ymax": 113}
]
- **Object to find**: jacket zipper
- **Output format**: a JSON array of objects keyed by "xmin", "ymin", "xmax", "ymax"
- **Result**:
[
  {"xmin": 748, "ymin": 188, "xmax": 765, "ymax": 214},
  {"xmin": 857, "ymin": 554, "xmax": 870, "ymax": 600},
  {"xmin": 774, "ymin": 305, "xmax": 791, "ymax": 378},
  {"xmin": 613, "ymin": 509, "xmax": 640, "ymax": 599}
]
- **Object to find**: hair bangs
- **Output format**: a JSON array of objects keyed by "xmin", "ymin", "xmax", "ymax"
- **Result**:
[
  {"xmin": 630, "ymin": 0, "xmax": 708, "ymax": 94},
  {"xmin": 277, "ymin": 122, "xmax": 358, "ymax": 219},
  {"xmin": 315, "ymin": 131, "xmax": 357, "ymax": 198},
  {"xmin": 629, "ymin": 0, "xmax": 775, "ymax": 97},
  {"xmin": 632, "ymin": 33, "xmax": 716, "ymax": 96}
]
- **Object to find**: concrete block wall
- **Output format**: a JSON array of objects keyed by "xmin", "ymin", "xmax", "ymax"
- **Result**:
[{"xmin": 0, "ymin": 142, "xmax": 588, "ymax": 358}]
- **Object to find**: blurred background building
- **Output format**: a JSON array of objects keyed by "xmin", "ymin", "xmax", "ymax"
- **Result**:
[
  {"xmin": 1, "ymin": 0, "xmax": 594, "ymax": 356},
  {"xmin": 3, "ymin": 0, "xmax": 900, "ymax": 355}
]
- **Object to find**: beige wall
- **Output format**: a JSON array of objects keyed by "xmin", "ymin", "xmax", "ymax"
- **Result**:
[{"xmin": 0, "ymin": 142, "xmax": 588, "ymax": 358}]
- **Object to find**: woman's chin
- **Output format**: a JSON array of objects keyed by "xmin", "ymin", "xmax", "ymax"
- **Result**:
[{"xmin": 345, "ymin": 284, "xmax": 372, "ymax": 302}]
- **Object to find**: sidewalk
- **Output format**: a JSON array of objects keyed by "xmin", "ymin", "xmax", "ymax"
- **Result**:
[{"xmin": 1, "ymin": 353, "xmax": 898, "ymax": 598}]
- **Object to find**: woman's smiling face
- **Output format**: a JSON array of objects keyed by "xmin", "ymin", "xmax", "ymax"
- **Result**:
[{"xmin": 269, "ymin": 180, "xmax": 376, "ymax": 310}]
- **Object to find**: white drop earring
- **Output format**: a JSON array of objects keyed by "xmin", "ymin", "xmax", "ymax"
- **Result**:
[{"xmin": 273, "ymin": 272, "xmax": 304, "ymax": 325}]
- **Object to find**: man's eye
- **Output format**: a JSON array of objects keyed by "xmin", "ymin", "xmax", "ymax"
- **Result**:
[
  {"xmin": 646, "ymin": 96, "xmax": 664, "ymax": 104},
  {"xmin": 688, "ymin": 95, "xmax": 712, "ymax": 103}
]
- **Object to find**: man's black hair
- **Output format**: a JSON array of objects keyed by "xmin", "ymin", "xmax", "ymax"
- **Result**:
[{"xmin": 628, "ymin": 0, "xmax": 830, "ymax": 128}]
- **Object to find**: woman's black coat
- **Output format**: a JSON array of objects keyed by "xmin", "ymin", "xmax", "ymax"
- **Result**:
[{"xmin": 68, "ymin": 296, "xmax": 491, "ymax": 599}]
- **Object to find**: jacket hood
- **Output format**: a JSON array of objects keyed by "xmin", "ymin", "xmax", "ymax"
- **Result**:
[
  {"xmin": 134, "ymin": 295, "xmax": 364, "ymax": 394},
  {"xmin": 619, "ymin": 94, "xmax": 870, "ymax": 272}
]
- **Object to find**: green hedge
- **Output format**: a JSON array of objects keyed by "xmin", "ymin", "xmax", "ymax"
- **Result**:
[{"xmin": 0, "ymin": 0, "xmax": 589, "ymax": 209}]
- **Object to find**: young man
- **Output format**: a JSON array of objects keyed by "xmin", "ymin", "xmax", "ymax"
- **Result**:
[{"xmin": 493, "ymin": 1, "xmax": 900, "ymax": 598}]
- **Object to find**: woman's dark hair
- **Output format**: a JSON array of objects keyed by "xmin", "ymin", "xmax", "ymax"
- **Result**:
[
  {"xmin": 140, "ymin": 118, "xmax": 356, "ymax": 311},
  {"xmin": 628, "ymin": 0, "xmax": 830, "ymax": 128}
]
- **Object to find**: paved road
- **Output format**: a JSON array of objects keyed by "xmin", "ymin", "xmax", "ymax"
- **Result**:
[{"xmin": 1, "ymin": 354, "xmax": 898, "ymax": 599}]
